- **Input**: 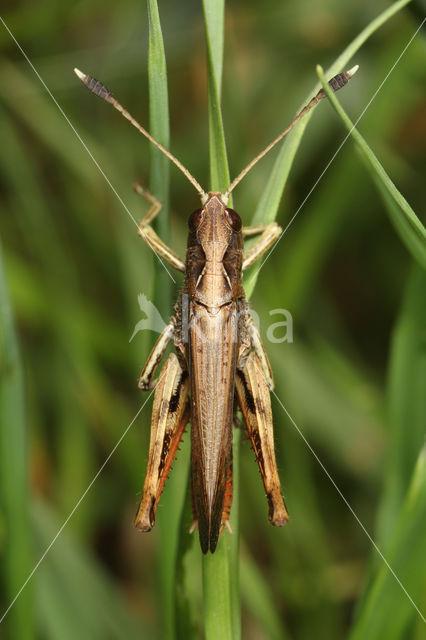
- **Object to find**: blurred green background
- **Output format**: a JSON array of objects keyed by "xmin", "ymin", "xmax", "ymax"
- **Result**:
[{"xmin": 0, "ymin": 1, "xmax": 425, "ymax": 639}]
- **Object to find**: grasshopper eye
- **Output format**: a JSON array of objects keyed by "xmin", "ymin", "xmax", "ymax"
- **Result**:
[
  {"xmin": 225, "ymin": 208, "xmax": 242, "ymax": 232},
  {"xmin": 188, "ymin": 208, "xmax": 204, "ymax": 231}
]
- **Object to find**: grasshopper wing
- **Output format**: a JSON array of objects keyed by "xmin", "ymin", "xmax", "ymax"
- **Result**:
[{"xmin": 189, "ymin": 301, "xmax": 239, "ymax": 553}]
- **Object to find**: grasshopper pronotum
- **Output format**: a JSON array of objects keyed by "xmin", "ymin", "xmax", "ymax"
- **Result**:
[{"xmin": 75, "ymin": 64, "xmax": 357, "ymax": 553}]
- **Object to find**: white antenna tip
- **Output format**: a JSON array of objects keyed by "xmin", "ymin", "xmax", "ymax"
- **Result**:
[
  {"xmin": 73, "ymin": 68, "xmax": 86, "ymax": 81},
  {"xmin": 346, "ymin": 64, "xmax": 359, "ymax": 78}
]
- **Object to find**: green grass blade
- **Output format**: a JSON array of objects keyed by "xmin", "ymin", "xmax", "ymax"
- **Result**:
[
  {"xmin": 202, "ymin": 432, "xmax": 240, "ymax": 640},
  {"xmin": 348, "ymin": 267, "xmax": 426, "ymax": 635},
  {"xmin": 201, "ymin": 2, "xmax": 240, "ymax": 638},
  {"xmin": 148, "ymin": 0, "xmax": 171, "ymax": 319},
  {"xmin": 203, "ymin": 0, "xmax": 230, "ymax": 195},
  {"xmin": 250, "ymin": 0, "xmax": 411, "ymax": 226},
  {"xmin": 33, "ymin": 500, "xmax": 154, "ymax": 639},
  {"xmin": 202, "ymin": 533, "xmax": 235, "ymax": 640},
  {"xmin": 316, "ymin": 65, "xmax": 426, "ymax": 269},
  {"xmin": 244, "ymin": 0, "xmax": 413, "ymax": 297},
  {"xmin": 201, "ymin": 431, "xmax": 241, "ymax": 640},
  {"xmin": 0, "ymin": 239, "xmax": 34, "ymax": 638},
  {"xmin": 240, "ymin": 545, "xmax": 292, "ymax": 640},
  {"xmin": 146, "ymin": 3, "xmax": 187, "ymax": 639},
  {"xmin": 174, "ymin": 460, "xmax": 199, "ymax": 639},
  {"xmin": 348, "ymin": 446, "xmax": 426, "ymax": 639},
  {"xmin": 377, "ymin": 266, "xmax": 426, "ymax": 548},
  {"xmin": 0, "ymin": 60, "xmax": 101, "ymax": 190}
]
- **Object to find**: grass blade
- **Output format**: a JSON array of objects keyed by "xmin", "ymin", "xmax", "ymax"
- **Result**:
[
  {"xmin": 33, "ymin": 500, "xmax": 153, "ymax": 639},
  {"xmin": 348, "ymin": 446, "xmax": 426, "ymax": 639},
  {"xmin": 240, "ymin": 545, "xmax": 292, "ymax": 640},
  {"xmin": 175, "ymin": 461, "xmax": 199, "ymax": 639},
  {"xmin": 0, "ymin": 239, "xmax": 34, "ymax": 638},
  {"xmin": 146, "ymin": 3, "xmax": 189, "ymax": 639},
  {"xmin": 148, "ymin": 0, "xmax": 171, "ymax": 319},
  {"xmin": 0, "ymin": 60, "xmax": 101, "ymax": 190},
  {"xmin": 203, "ymin": 0, "xmax": 230, "ymax": 196},
  {"xmin": 201, "ymin": 2, "xmax": 241, "ymax": 638},
  {"xmin": 244, "ymin": 0, "xmax": 413, "ymax": 297},
  {"xmin": 316, "ymin": 65, "xmax": 426, "ymax": 269},
  {"xmin": 250, "ymin": 0, "xmax": 412, "ymax": 225},
  {"xmin": 377, "ymin": 266, "xmax": 426, "ymax": 548}
]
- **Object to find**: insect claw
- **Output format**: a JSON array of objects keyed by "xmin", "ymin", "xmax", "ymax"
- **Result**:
[
  {"xmin": 224, "ymin": 520, "xmax": 233, "ymax": 534},
  {"xmin": 189, "ymin": 520, "xmax": 198, "ymax": 534}
]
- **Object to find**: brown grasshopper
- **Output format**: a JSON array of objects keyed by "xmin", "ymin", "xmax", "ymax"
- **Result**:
[{"xmin": 75, "ymin": 65, "xmax": 358, "ymax": 553}]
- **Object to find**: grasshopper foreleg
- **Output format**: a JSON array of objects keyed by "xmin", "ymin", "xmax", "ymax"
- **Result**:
[
  {"xmin": 242, "ymin": 222, "xmax": 282, "ymax": 271},
  {"xmin": 134, "ymin": 182, "xmax": 186, "ymax": 273}
]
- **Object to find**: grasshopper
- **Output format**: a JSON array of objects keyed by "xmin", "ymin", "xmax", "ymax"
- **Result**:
[{"xmin": 75, "ymin": 65, "xmax": 357, "ymax": 553}]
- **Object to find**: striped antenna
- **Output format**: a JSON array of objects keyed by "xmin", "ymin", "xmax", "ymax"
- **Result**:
[
  {"xmin": 225, "ymin": 65, "xmax": 359, "ymax": 198},
  {"xmin": 74, "ymin": 68, "xmax": 208, "ymax": 201}
]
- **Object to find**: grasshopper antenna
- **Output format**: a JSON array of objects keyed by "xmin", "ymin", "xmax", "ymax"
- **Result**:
[
  {"xmin": 225, "ymin": 65, "xmax": 359, "ymax": 198},
  {"xmin": 74, "ymin": 68, "xmax": 208, "ymax": 202}
]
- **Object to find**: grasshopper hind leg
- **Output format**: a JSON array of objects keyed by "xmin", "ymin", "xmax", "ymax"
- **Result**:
[
  {"xmin": 135, "ymin": 353, "xmax": 190, "ymax": 531},
  {"xmin": 236, "ymin": 351, "xmax": 289, "ymax": 527}
]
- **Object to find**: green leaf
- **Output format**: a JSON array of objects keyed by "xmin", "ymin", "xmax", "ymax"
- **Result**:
[
  {"xmin": 0, "ymin": 239, "xmax": 34, "ymax": 639},
  {"xmin": 316, "ymin": 65, "xmax": 426, "ymax": 269},
  {"xmin": 240, "ymin": 546, "xmax": 292, "ymax": 640},
  {"xmin": 175, "ymin": 469, "xmax": 200, "ymax": 639},
  {"xmin": 201, "ymin": 2, "xmax": 240, "ymax": 638},
  {"xmin": 203, "ymin": 0, "xmax": 230, "ymax": 196},
  {"xmin": 202, "ymin": 429, "xmax": 241, "ymax": 640},
  {"xmin": 377, "ymin": 266, "xmax": 426, "ymax": 548},
  {"xmin": 250, "ymin": 0, "xmax": 412, "ymax": 226},
  {"xmin": 148, "ymin": 0, "xmax": 171, "ymax": 318},
  {"xmin": 146, "ymin": 3, "xmax": 190, "ymax": 639},
  {"xmin": 33, "ymin": 500, "xmax": 153, "ymax": 640},
  {"xmin": 0, "ymin": 60, "xmax": 101, "ymax": 191},
  {"xmin": 348, "ymin": 267, "xmax": 426, "ymax": 637},
  {"xmin": 348, "ymin": 446, "xmax": 426, "ymax": 640},
  {"xmin": 244, "ymin": 0, "xmax": 414, "ymax": 297}
]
